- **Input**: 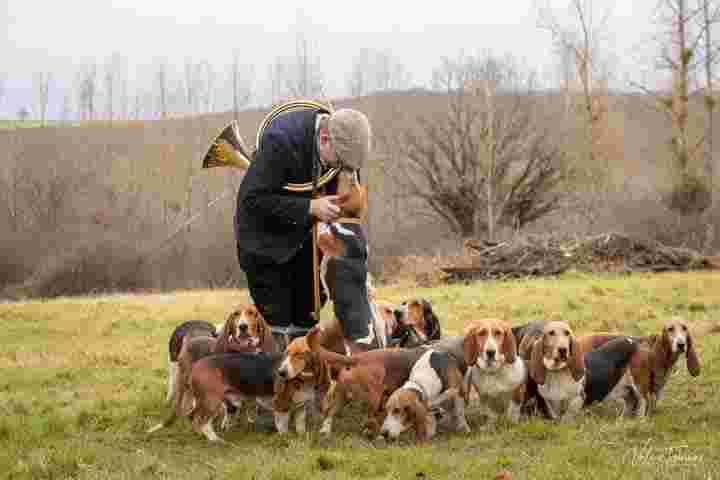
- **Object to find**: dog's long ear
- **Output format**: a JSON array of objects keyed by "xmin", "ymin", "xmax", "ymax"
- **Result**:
[
  {"xmin": 406, "ymin": 399, "xmax": 430, "ymax": 442},
  {"xmin": 569, "ymin": 335, "xmax": 586, "ymax": 382},
  {"xmin": 529, "ymin": 337, "xmax": 547, "ymax": 385},
  {"xmin": 653, "ymin": 330, "xmax": 673, "ymax": 372},
  {"xmin": 257, "ymin": 308, "xmax": 274, "ymax": 351},
  {"xmin": 686, "ymin": 331, "xmax": 701, "ymax": 377},
  {"xmin": 463, "ymin": 329, "xmax": 479, "ymax": 366},
  {"xmin": 214, "ymin": 312, "xmax": 235, "ymax": 353},
  {"xmin": 307, "ymin": 325, "xmax": 322, "ymax": 353},
  {"xmin": 422, "ymin": 300, "xmax": 441, "ymax": 340},
  {"xmin": 502, "ymin": 322, "xmax": 518, "ymax": 364}
]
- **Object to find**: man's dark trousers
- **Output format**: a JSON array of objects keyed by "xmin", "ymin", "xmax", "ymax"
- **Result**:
[{"xmin": 238, "ymin": 234, "xmax": 327, "ymax": 351}]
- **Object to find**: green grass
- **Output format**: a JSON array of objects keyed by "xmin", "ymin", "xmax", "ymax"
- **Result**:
[
  {"xmin": 0, "ymin": 119, "xmax": 82, "ymax": 130},
  {"xmin": 1, "ymin": 272, "xmax": 719, "ymax": 479}
]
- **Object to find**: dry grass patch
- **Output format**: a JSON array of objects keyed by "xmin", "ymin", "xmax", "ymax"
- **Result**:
[{"xmin": 0, "ymin": 272, "xmax": 718, "ymax": 479}]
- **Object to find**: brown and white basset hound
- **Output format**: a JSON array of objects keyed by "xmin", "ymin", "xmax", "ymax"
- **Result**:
[
  {"xmin": 276, "ymin": 326, "xmax": 429, "ymax": 437},
  {"xmin": 380, "ymin": 349, "xmax": 470, "ymax": 442},
  {"xmin": 516, "ymin": 320, "xmax": 586, "ymax": 421},
  {"xmin": 215, "ymin": 304, "xmax": 277, "ymax": 355},
  {"xmin": 272, "ymin": 326, "xmax": 333, "ymax": 434},
  {"xmin": 463, "ymin": 318, "xmax": 528, "ymax": 425},
  {"xmin": 578, "ymin": 317, "xmax": 701, "ymax": 416}
]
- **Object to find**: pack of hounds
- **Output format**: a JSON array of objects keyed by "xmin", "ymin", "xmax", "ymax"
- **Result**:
[{"xmin": 147, "ymin": 299, "xmax": 702, "ymax": 443}]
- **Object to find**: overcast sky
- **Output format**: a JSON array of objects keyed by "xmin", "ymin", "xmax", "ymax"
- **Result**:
[{"xmin": 1, "ymin": 0, "xmax": 664, "ymax": 119}]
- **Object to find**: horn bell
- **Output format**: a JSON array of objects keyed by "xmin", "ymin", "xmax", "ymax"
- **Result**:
[{"xmin": 202, "ymin": 120, "xmax": 252, "ymax": 170}]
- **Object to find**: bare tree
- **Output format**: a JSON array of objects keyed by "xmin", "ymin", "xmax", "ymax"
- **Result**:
[
  {"xmin": 184, "ymin": 58, "xmax": 198, "ymax": 114},
  {"xmin": 77, "ymin": 63, "xmax": 97, "ymax": 121},
  {"xmin": 230, "ymin": 49, "xmax": 254, "ymax": 123},
  {"xmin": 347, "ymin": 48, "xmax": 412, "ymax": 97},
  {"xmin": 156, "ymin": 59, "xmax": 169, "ymax": 119},
  {"xmin": 199, "ymin": 60, "xmax": 216, "ymax": 113},
  {"xmin": 0, "ymin": 74, "xmax": 6, "ymax": 111},
  {"xmin": 271, "ymin": 11, "xmax": 325, "ymax": 100},
  {"xmin": 17, "ymin": 107, "xmax": 30, "ymax": 122},
  {"xmin": 537, "ymin": 0, "xmax": 617, "ymax": 233},
  {"xmin": 389, "ymin": 53, "xmax": 565, "ymax": 240},
  {"xmin": 104, "ymin": 53, "xmax": 125, "ymax": 121},
  {"xmin": 632, "ymin": 0, "xmax": 720, "ymax": 213},
  {"xmin": 700, "ymin": 0, "xmax": 720, "ymax": 191},
  {"xmin": 33, "ymin": 72, "xmax": 51, "ymax": 125},
  {"xmin": 60, "ymin": 92, "xmax": 73, "ymax": 121},
  {"xmin": 538, "ymin": 0, "xmax": 614, "ymax": 166}
]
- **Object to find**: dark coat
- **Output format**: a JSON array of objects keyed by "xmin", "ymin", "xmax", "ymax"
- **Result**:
[{"xmin": 235, "ymin": 107, "xmax": 329, "ymax": 265}]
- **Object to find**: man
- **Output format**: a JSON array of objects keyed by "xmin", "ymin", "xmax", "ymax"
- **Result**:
[{"xmin": 234, "ymin": 104, "xmax": 372, "ymax": 430}]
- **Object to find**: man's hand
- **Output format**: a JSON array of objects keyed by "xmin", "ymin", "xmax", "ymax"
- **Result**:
[{"xmin": 310, "ymin": 195, "xmax": 341, "ymax": 222}]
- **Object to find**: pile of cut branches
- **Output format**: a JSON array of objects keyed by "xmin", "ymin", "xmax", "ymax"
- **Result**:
[{"xmin": 440, "ymin": 233, "xmax": 719, "ymax": 282}]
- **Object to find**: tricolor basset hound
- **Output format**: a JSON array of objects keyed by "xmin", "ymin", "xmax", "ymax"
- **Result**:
[
  {"xmin": 380, "ymin": 349, "xmax": 470, "ymax": 441},
  {"xmin": 390, "ymin": 299, "xmax": 442, "ymax": 348},
  {"xmin": 463, "ymin": 319, "xmax": 528, "ymax": 425},
  {"xmin": 317, "ymin": 169, "xmax": 387, "ymax": 355},
  {"xmin": 579, "ymin": 317, "xmax": 701, "ymax": 416},
  {"xmin": 185, "ymin": 351, "xmax": 284, "ymax": 442},
  {"xmin": 277, "ymin": 326, "xmax": 429, "ymax": 437},
  {"xmin": 516, "ymin": 320, "xmax": 586, "ymax": 421},
  {"xmin": 380, "ymin": 349, "xmax": 470, "ymax": 442},
  {"xmin": 581, "ymin": 336, "xmax": 641, "ymax": 415},
  {"xmin": 148, "ymin": 305, "xmax": 274, "ymax": 435}
]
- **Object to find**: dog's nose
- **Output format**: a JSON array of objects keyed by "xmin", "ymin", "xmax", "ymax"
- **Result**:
[
  {"xmin": 381, "ymin": 430, "xmax": 390, "ymax": 439},
  {"xmin": 238, "ymin": 324, "xmax": 249, "ymax": 333},
  {"xmin": 486, "ymin": 349, "xmax": 496, "ymax": 360},
  {"xmin": 277, "ymin": 368, "xmax": 287, "ymax": 379},
  {"xmin": 558, "ymin": 347, "xmax": 568, "ymax": 359},
  {"xmin": 677, "ymin": 342, "xmax": 686, "ymax": 352},
  {"xmin": 393, "ymin": 310, "xmax": 402, "ymax": 320}
]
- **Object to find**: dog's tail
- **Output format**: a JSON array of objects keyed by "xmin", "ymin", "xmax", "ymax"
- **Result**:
[
  {"xmin": 148, "ymin": 337, "xmax": 195, "ymax": 434},
  {"xmin": 318, "ymin": 348, "xmax": 358, "ymax": 367}
]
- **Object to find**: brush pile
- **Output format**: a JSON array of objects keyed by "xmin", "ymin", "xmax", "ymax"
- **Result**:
[{"xmin": 440, "ymin": 232, "xmax": 719, "ymax": 282}]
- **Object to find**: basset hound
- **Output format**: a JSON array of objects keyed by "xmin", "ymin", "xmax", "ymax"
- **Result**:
[
  {"xmin": 516, "ymin": 320, "xmax": 586, "ymax": 421},
  {"xmin": 277, "ymin": 326, "xmax": 430, "ymax": 437},
  {"xmin": 317, "ymin": 169, "xmax": 386, "ymax": 355},
  {"xmin": 272, "ymin": 326, "xmax": 333, "ymax": 434},
  {"xmin": 380, "ymin": 349, "xmax": 470, "ymax": 442},
  {"xmin": 214, "ymin": 304, "xmax": 277, "ymax": 355},
  {"xmin": 185, "ymin": 351, "xmax": 284, "ymax": 442},
  {"xmin": 148, "ymin": 305, "xmax": 274, "ymax": 435},
  {"xmin": 389, "ymin": 299, "xmax": 442, "ymax": 348},
  {"xmin": 582, "ymin": 336, "xmax": 641, "ymax": 415},
  {"xmin": 463, "ymin": 318, "xmax": 528, "ymax": 425},
  {"xmin": 165, "ymin": 320, "xmax": 219, "ymax": 404},
  {"xmin": 579, "ymin": 317, "xmax": 701, "ymax": 416}
]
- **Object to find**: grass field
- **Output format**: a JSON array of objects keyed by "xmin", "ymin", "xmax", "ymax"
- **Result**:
[
  {"xmin": 0, "ymin": 120, "xmax": 81, "ymax": 130},
  {"xmin": 1, "ymin": 271, "xmax": 718, "ymax": 479}
]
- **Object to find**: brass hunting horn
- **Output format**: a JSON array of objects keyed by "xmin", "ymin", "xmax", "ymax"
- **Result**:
[{"xmin": 201, "ymin": 99, "xmax": 340, "ymax": 192}]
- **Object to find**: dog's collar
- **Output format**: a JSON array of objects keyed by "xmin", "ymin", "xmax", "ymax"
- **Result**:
[{"xmin": 335, "ymin": 217, "xmax": 363, "ymax": 224}]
